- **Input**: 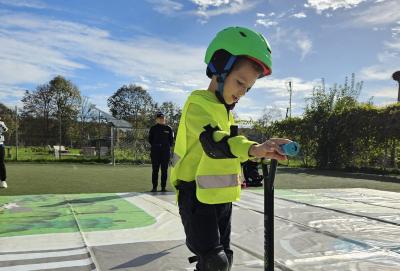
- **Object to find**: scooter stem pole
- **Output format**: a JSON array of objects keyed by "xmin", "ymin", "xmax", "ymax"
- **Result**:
[{"xmin": 262, "ymin": 158, "xmax": 277, "ymax": 271}]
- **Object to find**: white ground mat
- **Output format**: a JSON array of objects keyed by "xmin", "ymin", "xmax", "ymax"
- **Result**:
[{"xmin": 1, "ymin": 188, "xmax": 399, "ymax": 270}]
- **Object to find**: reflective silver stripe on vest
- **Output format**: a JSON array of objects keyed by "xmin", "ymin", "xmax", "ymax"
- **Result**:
[
  {"xmin": 171, "ymin": 153, "xmax": 181, "ymax": 167},
  {"xmin": 197, "ymin": 174, "xmax": 240, "ymax": 189}
]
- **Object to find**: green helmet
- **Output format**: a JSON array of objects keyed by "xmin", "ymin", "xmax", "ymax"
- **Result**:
[{"xmin": 205, "ymin": 26, "xmax": 272, "ymax": 77}]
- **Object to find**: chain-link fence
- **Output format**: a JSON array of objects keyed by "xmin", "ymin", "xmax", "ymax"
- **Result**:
[
  {"xmin": 0, "ymin": 106, "xmax": 151, "ymax": 164},
  {"xmin": 112, "ymin": 128, "xmax": 150, "ymax": 164}
]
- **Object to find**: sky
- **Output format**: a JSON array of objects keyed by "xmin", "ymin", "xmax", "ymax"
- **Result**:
[{"xmin": 0, "ymin": 0, "xmax": 399, "ymax": 120}]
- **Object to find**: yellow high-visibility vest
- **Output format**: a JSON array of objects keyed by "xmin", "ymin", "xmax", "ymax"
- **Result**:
[{"xmin": 171, "ymin": 90, "xmax": 255, "ymax": 204}]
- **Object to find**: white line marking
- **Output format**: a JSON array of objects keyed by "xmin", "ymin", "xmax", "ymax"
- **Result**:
[
  {"xmin": 0, "ymin": 248, "xmax": 88, "ymax": 261},
  {"xmin": 0, "ymin": 258, "xmax": 93, "ymax": 271}
]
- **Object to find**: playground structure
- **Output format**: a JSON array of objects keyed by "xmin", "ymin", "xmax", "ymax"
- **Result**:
[{"xmin": 88, "ymin": 106, "xmax": 134, "ymax": 165}]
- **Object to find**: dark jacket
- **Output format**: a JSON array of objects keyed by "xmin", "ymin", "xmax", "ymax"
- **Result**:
[{"xmin": 148, "ymin": 124, "xmax": 174, "ymax": 150}]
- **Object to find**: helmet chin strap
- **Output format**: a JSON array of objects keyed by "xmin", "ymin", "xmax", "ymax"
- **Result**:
[
  {"xmin": 207, "ymin": 55, "xmax": 237, "ymax": 111},
  {"xmin": 215, "ymin": 75, "xmax": 236, "ymax": 110}
]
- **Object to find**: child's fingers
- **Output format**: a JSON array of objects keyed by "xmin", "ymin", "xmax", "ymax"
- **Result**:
[
  {"xmin": 265, "ymin": 141, "xmax": 285, "ymax": 155},
  {"xmin": 265, "ymin": 151, "xmax": 287, "ymax": 160},
  {"xmin": 270, "ymin": 138, "xmax": 292, "ymax": 145}
]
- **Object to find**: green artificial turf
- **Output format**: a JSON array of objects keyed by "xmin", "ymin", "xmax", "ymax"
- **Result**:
[
  {"xmin": 0, "ymin": 163, "xmax": 399, "ymax": 196},
  {"xmin": 1, "ymin": 163, "xmax": 171, "ymax": 195}
]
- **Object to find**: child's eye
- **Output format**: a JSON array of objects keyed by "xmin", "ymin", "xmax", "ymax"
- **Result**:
[{"xmin": 237, "ymin": 80, "xmax": 251, "ymax": 92}]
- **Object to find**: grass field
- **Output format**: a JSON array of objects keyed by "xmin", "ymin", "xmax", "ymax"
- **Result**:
[
  {"xmin": 3, "ymin": 146, "xmax": 151, "ymax": 163},
  {"xmin": 1, "ymin": 163, "xmax": 160, "ymax": 195},
  {"xmin": 0, "ymin": 163, "xmax": 399, "ymax": 196}
]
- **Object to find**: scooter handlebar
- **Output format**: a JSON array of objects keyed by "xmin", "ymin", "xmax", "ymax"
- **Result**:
[{"xmin": 280, "ymin": 141, "xmax": 300, "ymax": 156}]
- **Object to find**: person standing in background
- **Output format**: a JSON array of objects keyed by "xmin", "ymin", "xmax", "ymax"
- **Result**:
[
  {"xmin": 148, "ymin": 112, "xmax": 174, "ymax": 192},
  {"xmin": 0, "ymin": 116, "xmax": 8, "ymax": 189}
]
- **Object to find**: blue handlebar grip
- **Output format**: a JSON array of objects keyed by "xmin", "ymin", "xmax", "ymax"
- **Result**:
[{"xmin": 280, "ymin": 142, "xmax": 300, "ymax": 156}]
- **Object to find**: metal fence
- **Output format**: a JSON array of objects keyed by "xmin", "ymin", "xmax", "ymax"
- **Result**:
[{"xmin": 0, "ymin": 106, "xmax": 151, "ymax": 164}]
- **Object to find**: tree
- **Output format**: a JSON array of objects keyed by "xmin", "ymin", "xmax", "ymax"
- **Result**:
[
  {"xmin": 76, "ymin": 96, "xmax": 95, "ymax": 147},
  {"xmin": 49, "ymin": 75, "xmax": 81, "ymax": 146},
  {"xmin": 21, "ymin": 85, "xmax": 54, "ymax": 144},
  {"xmin": 155, "ymin": 101, "xmax": 182, "ymax": 131},
  {"xmin": 304, "ymin": 73, "xmax": 363, "ymax": 168},
  {"xmin": 107, "ymin": 84, "xmax": 154, "ymax": 129},
  {"xmin": 253, "ymin": 106, "xmax": 282, "ymax": 142}
]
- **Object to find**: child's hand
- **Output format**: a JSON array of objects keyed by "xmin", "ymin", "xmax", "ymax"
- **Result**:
[{"xmin": 248, "ymin": 138, "xmax": 292, "ymax": 160}]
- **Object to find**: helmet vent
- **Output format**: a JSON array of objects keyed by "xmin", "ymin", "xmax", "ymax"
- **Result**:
[{"xmin": 239, "ymin": 31, "xmax": 247, "ymax": 37}]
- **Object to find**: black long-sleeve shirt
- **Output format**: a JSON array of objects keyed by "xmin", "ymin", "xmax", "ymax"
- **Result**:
[{"xmin": 148, "ymin": 124, "xmax": 174, "ymax": 149}]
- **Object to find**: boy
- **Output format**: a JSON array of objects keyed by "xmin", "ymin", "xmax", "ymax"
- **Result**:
[
  {"xmin": 0, "ymin": 117, "xmax": 8, "ymax": 188},
  {"xmin": 170, "ymin": 26, "xmax": 291, "ymax": 271}
]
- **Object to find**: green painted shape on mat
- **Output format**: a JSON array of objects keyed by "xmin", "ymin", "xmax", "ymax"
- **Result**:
[
  {"xmin": 0, "ymin": 193, "xmax": 156, "ymax": 237},
  {"xmin": 250, "ymin": 189, "xmax": 297, "ymax": 195},
  {"xmin": 248, "ymin": 189, "xmax": 327, "ymax": 205},
  {"xmin": 275, "ymin": 189, "xmax": 340, "ymax": 205}
]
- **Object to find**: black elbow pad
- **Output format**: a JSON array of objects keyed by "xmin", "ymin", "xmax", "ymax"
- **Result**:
[{"xmin": 199, "ymin": 124, "xmax": 237, "ymax": 159}]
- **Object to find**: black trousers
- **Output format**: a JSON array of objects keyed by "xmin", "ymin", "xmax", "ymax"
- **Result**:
[
  {"xmin": 177, "ymin": 181, "xmax": 232, "ymax": 257},
  {"xmin": 150, "ymin": 147, "xmax": 170, "ymax": 189},
  {"xmin": 0, "ymin": 145, "xmax": 6, "ymax": 182}
]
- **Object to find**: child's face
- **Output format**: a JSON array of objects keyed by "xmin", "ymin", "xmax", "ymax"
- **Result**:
[{"xmin": 223, "ymin": 61, "xmax": 260, "ymax": 105}]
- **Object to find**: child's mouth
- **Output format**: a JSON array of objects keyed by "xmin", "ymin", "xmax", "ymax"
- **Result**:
[{"xmin": 232, "ymin": 95, "xmax": 238, "ymax": 102}]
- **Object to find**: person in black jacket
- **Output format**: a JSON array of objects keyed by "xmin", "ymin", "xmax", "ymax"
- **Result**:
[{"xmin": 148, "ymin": 112, "xmax": 174, "ymax": 192}]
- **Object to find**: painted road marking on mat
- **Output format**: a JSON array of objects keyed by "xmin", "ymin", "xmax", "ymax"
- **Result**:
[
  {"xmin": 0, "ymin": 246, "xmax": 96, "ymax": 271},
  {"xmin": 284, "ymin": 250, "xmax": 390, "ymax": 265},
  {"xmin": 0, "ymin": 232, "xmax": 87, "ymax": 253},
  {"xmin": 0, "ymin": 247, "xmax": 89, "ymax": 261},
  {"xmin": 0, "ymin": 259, "xmax": 94, "ymax": 271},
  {"xmin": 84, "ymin": 192, "xmax": 184, "ymax": 246},
  {"xmin": 2, "ymin": 189, "xmax": 400, "ymax": 270},
  {"xmin": 291, "ymin": 188, "xmax": 400, "ymax": 211},
  {"xmin": 0, "ymin": 193, "xmax": 156, "ymax": 238},
  {"xmin": 236, "ymin": 189, "xmax": 400, "ymax": 255},
  {"xmin": 0, "ymin": 193, "xmax": 184, "ymax": 251}
]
